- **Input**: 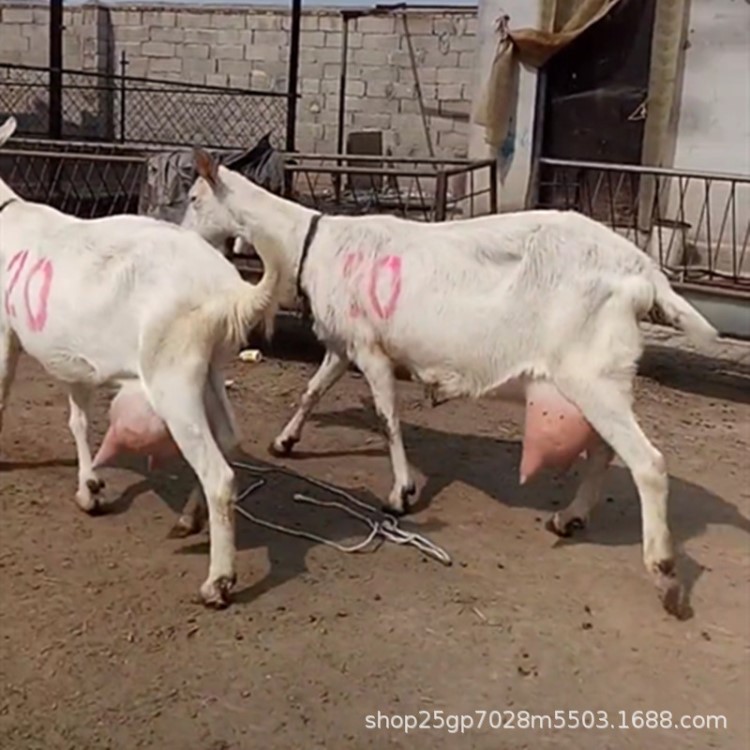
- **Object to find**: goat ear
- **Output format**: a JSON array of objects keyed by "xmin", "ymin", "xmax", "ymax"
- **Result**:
[{"xmin": 194, "ymin": 148, "xmax": 219, "ymax": 188}]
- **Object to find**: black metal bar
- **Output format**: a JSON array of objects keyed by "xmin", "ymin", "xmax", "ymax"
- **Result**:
[
  {"xmin": 286, "ymin": 0, "xmax": 302, "ymax": 154},
  {"xmin": 489, "ymin": 158, "xmax": 499, "ymax": 213},
  {"xmin": 49, "ymin": 0, "xmax": 64, "ymax": 139},
  {"xmin": 119, "ymin": 51, "xmax": 127, "ymax": 143},
  {"xmin": 434, "ymin": 172, "xmax": 448, "ymax": 221},
  {"xmin": 336, "ymin": 14, "xmax": 350, "ymax": 157},
  {"xmin": 525, "ymin": 67, "xmax": 547, "ymax": 209}
]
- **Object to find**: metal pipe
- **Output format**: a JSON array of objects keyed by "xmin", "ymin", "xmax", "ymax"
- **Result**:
[
  {"xmin": 49, "ymin": 0, "xmax": 63, "ymax": 139},
  {"xmin": 286, "ymin": 0, "xmax": 302, "ymax": 154},
  {"xmin": 539, "ymin": 157, "xmax": 750, "ymax": 183}
]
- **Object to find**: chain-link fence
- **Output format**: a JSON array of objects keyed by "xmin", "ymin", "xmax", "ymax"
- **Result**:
[{"xmin": 0, "ymin": 62, "xmax": 289, "ymax": 149}]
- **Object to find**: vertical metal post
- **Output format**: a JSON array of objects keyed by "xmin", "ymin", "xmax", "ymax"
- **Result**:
[
  {"xmin": 119, "ymin": 50, "xmax": 127, "ymax": 142},
  {"xmin": 49, "ymin": 0, "xmax": 64, "ymax": 139},
  {"xmin": 286, "ymin": 0, "xmax": 302, "ymax": 154},
  {"xmin": 434, "ymin": 171, "xmax": 448, "ymax": 222},
  {"xmin": 334, "ymin": 13, "xmax": 352, "ymax": 201},
  {"xmin": 489, "ymin": 159, "xmax": 499, "ymax": 213}
]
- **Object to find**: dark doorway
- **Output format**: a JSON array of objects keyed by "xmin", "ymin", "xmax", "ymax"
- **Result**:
[{"xmin": 535, "ymin": 0, "xmax": 657, "ymax": 221}]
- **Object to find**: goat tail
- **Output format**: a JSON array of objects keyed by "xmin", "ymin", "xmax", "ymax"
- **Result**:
[
  {"xmin": 650, "ymin": 267, "xmax": 718, "ymax": 347},
  {"xmin": 200, "ymin": 250, "xmax": 283, "ymax": 352}
]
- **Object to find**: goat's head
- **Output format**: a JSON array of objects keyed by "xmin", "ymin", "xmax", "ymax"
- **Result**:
[{"xmin": 181, "ymin": 149, "xmax": 243, "ymax": 251}]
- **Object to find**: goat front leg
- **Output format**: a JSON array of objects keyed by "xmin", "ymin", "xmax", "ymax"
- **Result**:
[
  {"xmin": 546, "ymin": 439, "xmax": 614, "ymax": 537},
  {"xmin": 270, "ymin": 349, "xmax": 349, "ymax": 456},
  {"xmin": 354, "ymin": 346, "xmax": 415, "ymax": 515},
  {"xmin": 68, "ymin": 384, "xmax": 105, "ymax": 513}
]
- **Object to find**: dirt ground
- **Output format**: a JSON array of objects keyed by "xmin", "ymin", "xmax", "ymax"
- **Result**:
[{"xmin": 1, "ymin": 334, "xmax": 748, "ymax": 750}]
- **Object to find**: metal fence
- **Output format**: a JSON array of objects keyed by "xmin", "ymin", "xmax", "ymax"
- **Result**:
[
  {"xmin": 0, "ymin": 61, "xmax": 289, "ymax": 149},
  {"xmin": 535, "ymin": 158, "xmax": 750, "ymax": 297},
  {"xmin": 282, "ymin": 154, "xmax": 498, "ymax": 222},
  {"xmin": 0, "ymin": 138, "xmax": 149, "ymax": 217}
]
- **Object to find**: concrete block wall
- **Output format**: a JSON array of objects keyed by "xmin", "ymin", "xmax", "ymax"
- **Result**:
[{"xmin": 0, "ymin": 3, "xmax": 477, "ymax": 156}]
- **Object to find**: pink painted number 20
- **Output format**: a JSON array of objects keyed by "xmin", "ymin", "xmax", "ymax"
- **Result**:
[{"xmin": 4, "ymin": 250, "xmax": 54, "ymax": 333}]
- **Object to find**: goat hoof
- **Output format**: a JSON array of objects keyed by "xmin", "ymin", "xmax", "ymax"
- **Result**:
[
  {"xmin": 545, "ymin": 514, "xmax": 585, "ymax": 538},
  {"xmin": 167, "ymin": 514, "xmax": 204, "ymax": 539},
  {"xmin": 86, "ymin": 477, "xmax": 105, "ymax": 494},
  {"xmin": 75, "ymin": 490, "xmax": 103, "ymax": 516},
  {"xmin": 268, "ymin": 436, "xmax": 297, "ymax": 457},
  {"xmin": 653, "ymin": 559, "xmax": 688, "ymax": 620},
  {"xmin": 385, "ymin": 483, "xmax": 416, "ymax": 516},
  {"xmin": 200, "ymin": 574, "xmax": 236, "ymax": 609}
]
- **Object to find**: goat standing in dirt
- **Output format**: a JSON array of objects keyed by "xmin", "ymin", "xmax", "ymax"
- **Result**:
[
  {"xmin": 0, "ymin": 117, "xmax": 280, "ymax": 607},
  {"xmin": 181, "ymin": 149, "xmax": 719, "ymax": 618}
]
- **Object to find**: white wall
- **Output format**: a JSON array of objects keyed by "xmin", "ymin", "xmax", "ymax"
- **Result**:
[
  {"xmin": 673, "ymin": 0, "xmax": 750, "ymax": 175},
  {"xmin": 468, "ymin": 0, "xmax": 540, "ymax": 211},
  {"xmin": 669, "ymin": 0, "xmax": 750, "ymax": 279}
]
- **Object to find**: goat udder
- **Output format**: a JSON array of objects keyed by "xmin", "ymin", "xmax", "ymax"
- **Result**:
[{"xmin": 519, "ymin": 380, "xmax": 602, "ymax": 484}]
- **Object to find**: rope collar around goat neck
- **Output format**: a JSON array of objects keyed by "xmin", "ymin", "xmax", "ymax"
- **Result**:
[
  {"xmin": 295, "ymin": 211, "xmax": 322, "ymax": 318},
  {"xmin": 0, "ymin": 198, "xmax": 17, "ymax": 214}
]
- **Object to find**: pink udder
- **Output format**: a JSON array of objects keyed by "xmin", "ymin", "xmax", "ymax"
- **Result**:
[
  {"xmin": 519, "ymin": 380, "xmax": 604, "ymax": 484},
  {"xmin": 93, "ymin": 385, "xmax": 181, "ymax": 471}
]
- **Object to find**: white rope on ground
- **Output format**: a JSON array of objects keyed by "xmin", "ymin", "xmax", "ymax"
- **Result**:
[{"xmin": 230, "ymin": 461, "xmax": 452, "ymax": 566}]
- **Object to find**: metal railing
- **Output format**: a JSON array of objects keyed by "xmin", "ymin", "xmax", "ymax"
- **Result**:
[
  {"xmin": 282, "ymin": 153, "xmax": 498, "ymax": 221},
  {"xmin": 535, "ymin": 158, "xmax": 750, "ymax": 297},
  {"xmin": 0, "ymin": 61, "xmax": 289, "ymax": 149}
]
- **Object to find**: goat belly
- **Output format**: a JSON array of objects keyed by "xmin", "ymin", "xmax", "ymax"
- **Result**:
[
  {"xmin": 92, "ymin": 385, "xmax": 181, "ymax": 470},
  {"xmin": 519, "ymin": 380, "xmax": 599, "ymax": 484}
]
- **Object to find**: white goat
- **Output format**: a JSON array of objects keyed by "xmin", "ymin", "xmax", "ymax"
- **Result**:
[
  {"xmin": 0, "ymin": 118, "xmax": 280, "ymax": 608},
  {"xmin": 181, "ymin": 150, "xmax": 718, "ymax": 618}
]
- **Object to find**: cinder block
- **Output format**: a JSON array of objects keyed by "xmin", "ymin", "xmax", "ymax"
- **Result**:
[
  {"xmin": 217, "ymin": 59, "xmax": 250, "ymax": 76},
  {"xmin": 458, "ymin": 51, "xmax": 475, "ymax": 70},
  {"xmin": 215, "ymin": 45, "xmax": 245, "ymax": 61},
  {"xmin": 301, "ymin": 78, "xmax": 321, "ymax": 94},
  {"xmin": 184, "ymin": 44, "xmax": 210, "ymax": 60},
  {"xmin": 180, "ymin": 12, "xmax": 212, "ymax": 29},
  {"xmin": 143, "ymin": 11, "xmax": 176, "ymax": 28},
  {"xmin": 206, "ymin": 73, "xmax": 229, "ymax": 87},
  {"xmin": 248, "ymin": 14, "xmax": 283, "ymax": 32},
  {"xmin": 141, "ymin": 42, "xmax": 175, "ymax": 59},
  {"xmin": 437, "ymin": 66, "xmax": 468, "ymax": 85},
  {"xmin": 254, "ymin": 30, "xmax": 288, "ymax": 47},
  {"xmin": 2, "ymin": 8, "xmax": 33, "ymax": 23},
  {"xmin": 185, "ymin": 29, "xmax": 220, "ymax": 45},
  {"xmin": 216, "ymin": 30, "xmax": 246, "ymax": 46},
  {"xmin": 245, "ymin": 44, "xmax": 283, "ymax": 63},
  {"xmin": 355, "ymin": 16, "xmax": 396, "ymax": 34},
  {"xmin": 211, "ymin": 12, "xmax": 241, "ymax": 30},
  {"xmin": 318, "ymin": 15, "xmax": 341, "ymax": 32},
  {"xmin": 351, "ymin": 112, "xmax": 392, "ymax": 130},
  {"xmin": 148, "ymin": 57, "xmax": 183, "ymax": 74},
  {"xmin": 150, "ymin": 27, "xmax": 185, "ymax": 44},
  {"xmin": 300, "ymin": 15, "xmax": 320, "ymax": 32},
  {"xmin": 324, "ymin": 32, "xmax": 343, "ymax": 49},
  {"xmin": 184, "ymin": 57, "xmax": 216, "ymax": 76},
  {"xmin": 437, "ymin": 83, "xmax": 463, "ymax": 100},
  {"xmin": 361, "ymin": 33, "xmax": 402, "ymax": 51},
  {"xmin": 302, "ymin": 31, "xmax": 326, "ymax": 47},
  {"xmin": 353, "ymin": 49, "xmax": 389, "ymax": 66},
  {"xmin": 118, "ymin": 27, "xmax": 150, "ymax": 44}
]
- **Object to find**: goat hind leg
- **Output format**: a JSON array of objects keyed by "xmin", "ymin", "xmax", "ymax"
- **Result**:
[
  {"xmin": 169, "ymin": 369, "xmax": 236, "ymax": 539},
  {"xmin": 68, "ymin": 384, "xmax": 105, "ymax": 513},
  {"xmin": 546, "ymin": 438, "xmax": 614, "ymax": 537},
  {"xmin": 555, "ymin": 376, "xmax": 682, "ymax": 617},
  {"xmin": 354, "ymin": 347, "xmax": 414, "ymax": 515},
  {"xmin": 0, "ymin": 326, "xmax": 20, "ymax": 439},
  {"xmin": 270, "ymin": 348, "xmax": 348, "ymax": 456},
  {"xmin": 149, "ymin": 373, "xmax": 238, "ymax": 608}
]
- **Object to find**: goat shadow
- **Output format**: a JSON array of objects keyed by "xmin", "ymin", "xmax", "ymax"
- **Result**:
[
  {"xmin": 96, "ymin": 450, "xmax": 448, "ymax": 607},
  {"xmin": 305, "ymin": 401, "xmax": 750, "ymax": 614}
]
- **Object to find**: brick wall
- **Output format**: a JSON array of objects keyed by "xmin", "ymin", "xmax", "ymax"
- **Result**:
[{"xmin": 0, "ymin": 3, "xmax": 477, "ymax": 156}]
